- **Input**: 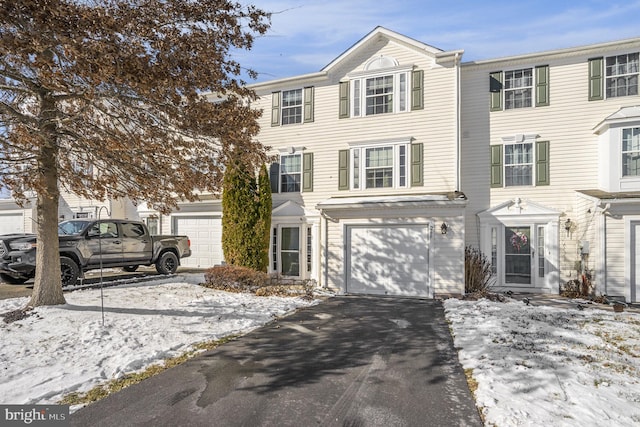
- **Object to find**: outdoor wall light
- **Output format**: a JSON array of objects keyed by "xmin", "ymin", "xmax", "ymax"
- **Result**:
[
  {"xmin": 564, "ymin": 218, "xmax": 572, "ymax": 234},
  {"xmin": 440, "ymin": 222, "xmax": 449, "ymax": 235}
]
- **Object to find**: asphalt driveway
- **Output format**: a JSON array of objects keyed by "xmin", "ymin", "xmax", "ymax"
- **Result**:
[{"xmin": 70, "ymin": 296, "xmax": 481, "ymax": 427}]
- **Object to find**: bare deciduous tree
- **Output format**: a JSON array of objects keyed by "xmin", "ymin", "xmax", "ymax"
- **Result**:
[{"xmin": 0, "ymin": 0, "xmax": 270, "ymax": 306}]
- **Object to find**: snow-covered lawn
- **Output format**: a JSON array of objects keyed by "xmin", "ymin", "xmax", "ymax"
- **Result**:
[
  {"xmin": 0, "ymin": 273, "xmax": 317, "ymax": 406},
  {"xmin": 444, "ymin": 298, "xmax": 640, "ymax": 426},
  {"xmin": 2, "ymin": 275, "xmax": 639, "ymax": 426}
]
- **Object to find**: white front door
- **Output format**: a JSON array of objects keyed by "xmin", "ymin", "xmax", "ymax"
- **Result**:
[
  {"xmin": 502, "ymin": 225, "xmax": 547, "ymax": 289},
  {"xmin": 504, "ymin": 226, "xmax": 532, "ymax": 285}
]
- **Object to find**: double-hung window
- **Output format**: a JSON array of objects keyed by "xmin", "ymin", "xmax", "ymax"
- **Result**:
[
  {"xmin": 350, "ymin": 65, "xmax": 412, "ymax": 117},
  {"xmin": 280, "ymin": 154, "xmax": 301, "ymax": 192},
  {"xmin": 490, "ymin": 66, "xmax": 548, "ymax": 110},
  {"xmin": 504, "ymin": 68, "xmax": 533, "ymax": 109},
  {"xmin": 622, "ymin": 127, "xmax": 640, "ymax": 176},
  {"xmin": 281, "ymin": 89, "xmax": 303, "ymax": 125},
  {"xmin": 606, "ymin": 53, "xmax": 639, "ymax": 98},
  {"xmin": 490, "ymin": 135, "xmax": 550, "ymax": 188},
  {"xmin": 351, "ymin": 143, "xmax": 408, "ymax": 189},
  {"xmin": 505, "ymin": 143, "xmax": 533, "ymax": 186}
]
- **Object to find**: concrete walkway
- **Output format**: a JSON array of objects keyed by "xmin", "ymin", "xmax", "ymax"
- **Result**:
[{"xmin": 70, "ymin": 296, "xmax": 482, "ymax": 427}]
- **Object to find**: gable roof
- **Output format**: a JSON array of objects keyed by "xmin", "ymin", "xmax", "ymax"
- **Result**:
[
  {"xmin": 250, "ymin": 27, "xmax": 463, "ymax": 90},
  {"xmin": 321, "ymin": 27, "xmax": 445, "ymax": 73}
]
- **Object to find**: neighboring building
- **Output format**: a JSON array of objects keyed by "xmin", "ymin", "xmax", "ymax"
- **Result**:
[
  {"xmin": 2, "ymin": 27, "xmax": 640, "ymax": 302},
  {"xmin": 461, "ymin": 36, "xmax": 640, "ymax": 302}
]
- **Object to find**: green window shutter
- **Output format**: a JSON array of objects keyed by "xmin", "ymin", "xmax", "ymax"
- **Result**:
[
  {"xmin": 338, "ymin": 149, "xmax": 349, "ymax": 190},
  {"xmin": 304, "ymin": 86, "xmax": 314, "ymax": 123},
  {"xmin": 302, "ymin": 152, "xmax": 313, "ymax": 192},
  {"xmin": 489, "ymin": 71, "xmax": 503, "ymax": 111},
  {"xmin": 411, "ymin": 70, "xmax": 424, "ymax": 111},
  {"xmin": 411, "ymin": 143, "xmax": 423, "ymax": 186},
  {"xmin": 339, "ymin": 81, "xmax": 350, "ymax": 119},
  {"xmin": 271, "ymin": 91, "xmax": 281, "ymax": 126},
  {"xmin": 535, "ymin": 65, "xmax": 549, "ymax": 107},
  {"xmin": 589, "ymin": 57, "xmax": 604, "ymax": 101},
  {"xmin": 536, "ymin": 141, "xmax": 550, "ymax": 186},
  {"xmin": 269, "ymin": 162, "xmax": 280, "ymax": 193},
  {"xmin": 490, "ymin": 145, "xmax": 503, "ymax": 188}
]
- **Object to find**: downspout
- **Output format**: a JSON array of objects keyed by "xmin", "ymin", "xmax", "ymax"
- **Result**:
[
  {"xmin": 455, "ymin": 52, "xmax": 461, "ymax": 192},
  {"xmin": 601, "ymin": 203, "xmax": 611, "ymax": 295}
]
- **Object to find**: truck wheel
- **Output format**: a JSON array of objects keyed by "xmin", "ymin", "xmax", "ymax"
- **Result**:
[
  {"xmin": 60, "ymin": 257, "xmax": 80, "ymax": 287},
  {"xmin": 123, "ymin": 265, "xmax": 139, "ymax": 272},
  {"xmin": 155, "ymin": 252, "xmax": 178, "ymax": 275},
  {"xmin": 0, "ymin": 273, "xmax": 28, "ymax": 285}
]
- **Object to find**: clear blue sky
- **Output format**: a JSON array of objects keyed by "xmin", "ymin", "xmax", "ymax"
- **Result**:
[{"xmin": 235, "ymin": 0, "xmax": 640, "ymax": 82}]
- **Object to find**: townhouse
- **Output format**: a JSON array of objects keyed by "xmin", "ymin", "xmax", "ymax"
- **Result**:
[
  {"xmin": 2, "ymin": 27, "xmax": 640, "ymax": 302},
  {"xmin": 462, "ymin": 36, "xmax": 640, "ymax": 302}
]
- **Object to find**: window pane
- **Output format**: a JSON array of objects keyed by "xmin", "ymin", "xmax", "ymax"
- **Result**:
[
  {"xmin": 282, "ymin": 89, "xmax": 303, "ymax": 124},
  {"xmin": 505, "ymin": 227, "xmax": 531, "ymax": 285},
  {"xmin": 399, "ymin": 73, "xmax": 406, "ymax": 112},
  {"xmin": 606, "ymin": 53, "xmax": 639, "ymax": 98},
  {"xmin": 281, "ymin": 227, "xmax": 299, "ymax": 251},
  {"xmin": 281, "ymin": 252, "xmax": 300, "ymax": 276},
  {"xmin": 366, "ymin": 147, "xmax": 393, "ymax": 167},
  {"xmin": 280, "ymin": 155, "xmax": 301, "ymax": 192},
  {"xmin": 537, "ymin": 226, "xmax": 545, "ymax": 278},
  {"xmin": 399, "ymin": 145, "xmax": 406, "ymax": 187},
  {"xmin": 622, "ymin": 127, "xmax": 640, "ymax": 176},
  {"xmin": 280, "ymin": 227, "xmax": 300, "ymax": 276},
  {"xmin": 365, "ymin": 76, "xmax": 393, "ymax": 115},
  {"xmin": 272, "ymin": 228, "xmax": 278, "ymax": 271},
  {"xmin": 505, "ymin": 143, "xmax": 533, "ymax": 186},
  {"xmin": 306, "ymin": 227, "xmax": 312, "ymax": 273},
  {"xmin": 353, "ymin": 148, "xmax": 360, "ymax": 189},
  {"xmin": 353, "ymin": 80, "xmax": 361, "ymax": 117},
  {"xmin": 504, "ymin": 69, "xmax": 533, "ymax": 109}
]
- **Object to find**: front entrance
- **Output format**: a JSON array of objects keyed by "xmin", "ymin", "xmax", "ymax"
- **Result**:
[
  {"xmin": 479, "ymin": 199, "xmax": 559, "ymax": 293},
  {"xmin": 504, "ymin": 226, "xmax": 532, "ymax": 285}
]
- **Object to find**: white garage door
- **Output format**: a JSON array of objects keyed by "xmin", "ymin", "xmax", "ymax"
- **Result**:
[
  {"xmin": 0, "ymin": 213, "xmax": 24, "ymax": 235},
  {"xmin": 346, "ymin": 224, "xmax": 430, "ymax": 297},
  {"xmin": 174, "ymin": 216, "xmax": 222, "ymax": 269}
]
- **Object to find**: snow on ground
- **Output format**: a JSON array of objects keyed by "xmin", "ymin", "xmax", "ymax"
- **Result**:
[
  {"xmin": 2, "ymin": 276, "xmax": 640, "ymax": 426},
  {"xmin": 0, "ymin": 273, "xmax": 317, "ymax": 406},
  {"xmin": 444, "ymin": 298, "xmax": 640, "ymax": 427}
]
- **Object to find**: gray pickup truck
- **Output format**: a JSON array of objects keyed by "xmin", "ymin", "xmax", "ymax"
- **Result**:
[{"xmin": 0, "ymin": 219, "xmax": 191, "ymax": 287}]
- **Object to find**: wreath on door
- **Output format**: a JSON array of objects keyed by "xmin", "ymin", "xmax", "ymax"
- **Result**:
[{"xmin": 510, "ymin": 231, "xmax": 528, "ymax": 252}]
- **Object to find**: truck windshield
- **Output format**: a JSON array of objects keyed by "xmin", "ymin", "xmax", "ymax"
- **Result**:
[{"xmin": 58, "ymin": 221, "xmax": 90, "ymax": 236}]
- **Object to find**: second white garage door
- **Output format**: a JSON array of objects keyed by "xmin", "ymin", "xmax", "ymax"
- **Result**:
[
  {"xmin": 174, "ymin": 216, "xmax": 222, "ymax": 269},
  {"xmin": 0, "ymin": 213, "xmax": 24, "ymax": 235},
  {"xmin": 346, "ymin": 224, "xmax": 431, "ymax": 297}
]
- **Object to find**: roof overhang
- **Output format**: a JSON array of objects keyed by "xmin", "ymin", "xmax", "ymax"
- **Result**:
[
  {"xmin": 316, "ymin": 193, "xmax": 467, "ymax": 212},
  {"xmin": 593, "ymin": 106, "xmax": 640, "ymax": 134}
]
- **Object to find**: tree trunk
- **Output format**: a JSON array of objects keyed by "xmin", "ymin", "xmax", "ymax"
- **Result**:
[{"xmin": 28, "ymin": 99, "xmax": 65, "ymax": 307}]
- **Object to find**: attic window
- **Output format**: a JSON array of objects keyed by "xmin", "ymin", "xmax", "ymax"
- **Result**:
[{"xmin": 365, "ymin": 56, "xmax": 398, "ymax": 71}]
